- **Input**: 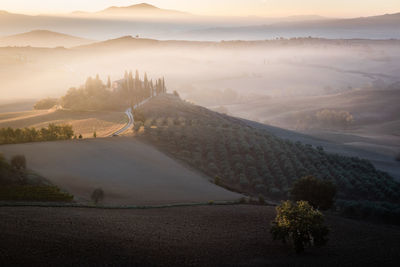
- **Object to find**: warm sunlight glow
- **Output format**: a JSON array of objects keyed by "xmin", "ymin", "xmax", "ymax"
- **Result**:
[{"xmin": 1, "ymin": 0, "xmax": 399, "ymax": 17}]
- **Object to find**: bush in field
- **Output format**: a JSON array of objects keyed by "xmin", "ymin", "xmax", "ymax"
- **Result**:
[
  {"xmin": 91, "ymin": 188, "xmax": 104, "ymax": 204},
  {"xmin": 11, "ymin": 155, "xmax": 26, "ymax": 170},
  {"xmin": 214, "ymin": 176, "xmax": 221, "ymax": 186},
  {"xmin": 271, "ymin": 201, "xmax": 329, "ymax": 253},
  {"xmin": 34, "ymin": 98, "xmax": 58, "ymax": 110},
  {"xmin": 291, "ymin": 176, "xmax": 336, "ymax": 210}
]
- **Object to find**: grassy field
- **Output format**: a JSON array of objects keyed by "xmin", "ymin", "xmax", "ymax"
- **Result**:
[
  {"xmin": 0, "ymin": 205, "xmax": 399, "ymax": 266},
  {"xmin": 0, "ymin": 109, "xmax": 127, "ymax": 138},
  {"xmin": 0, "ymin": 138, "xmax": 241, "ymax": 205}
]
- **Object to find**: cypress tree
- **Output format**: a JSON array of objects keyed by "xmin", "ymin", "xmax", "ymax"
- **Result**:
[{"xmin": 107, "ymin": 76, "xmax": 111, "ymax": 88}]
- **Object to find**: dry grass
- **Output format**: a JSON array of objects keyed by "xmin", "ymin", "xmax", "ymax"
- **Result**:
[{"xmin": 0, "ymin": 109, "xmax": 126, "ymax": 138}]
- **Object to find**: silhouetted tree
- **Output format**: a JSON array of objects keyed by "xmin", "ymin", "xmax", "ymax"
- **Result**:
[
  {"xmin": 291, "ymin": 176, "xmax": 337, "ymax": 210},
  {"xmin": 107, "ymin": 76, "xmax": 111, "ymax": 88}
]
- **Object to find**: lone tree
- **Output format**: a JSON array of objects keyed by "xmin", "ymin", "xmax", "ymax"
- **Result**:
[
  {"xmin": 290, "ymin": 176, "xmax": 336, "ymax": 210},
  {"xmin": 91, "ymin": 188, "xmax": 104, "ymax": 204},
  {"xmin": 11, "ymin": 155, "xmax": 26, "ymax": 170},
  {"xmin": 271, "ymin": 200, "xmax": 329, "ymax": 253}
]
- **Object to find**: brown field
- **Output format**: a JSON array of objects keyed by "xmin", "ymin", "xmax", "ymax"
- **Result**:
[
  {"xmin": 0, "ymin": 138, "xmax": 241, "ymax": 205},
  {"xmin": 0, "ymin": 109, "xmax": 126, "ymax": 138},
  {"xmin": 0, "ymin": 205, "xmax": 399, "ymax": 266}
]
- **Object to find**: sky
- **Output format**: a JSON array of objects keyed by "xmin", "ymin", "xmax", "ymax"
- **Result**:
[{"xmin": 1, "ymin": 0, "xmax": 399, "ymax": 17}]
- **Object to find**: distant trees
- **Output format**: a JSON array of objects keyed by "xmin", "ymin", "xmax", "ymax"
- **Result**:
[
  {"xmin": 315, "ymin": 109, "xmax": 354, "ymax": 128},
  {"xmin": 0, "ymin": 124, "xmax": 74, "ymax": 145},
  {"xmin": 60, "ymin": 70, "xmax": 166, "ymax": 111},
  {"xmin": 271, "ymin": 201, "xmax": 329, "ymax": 253},
  {"xmin": 34, "ymin": 98, "xmax": 58, "ymax": 110},
  {"xmin": 290, "ymin": 176, "xmax": 337, "ymax": 210},
  {"xmin": 107, "ymin": 76, "xmax": 111, "ymax": 88},
  {"xmin": 293, "ymin": 109, "xmax": 354, "ymax": 130}
]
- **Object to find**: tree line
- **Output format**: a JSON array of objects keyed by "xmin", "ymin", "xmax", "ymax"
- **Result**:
[
  {"xmin": 59, "ymin": 71, "xmax": 166, "ymax": 111},
  {"xmin": 0, "ymin": 124, "xmax": 74, "ymax": 145}
]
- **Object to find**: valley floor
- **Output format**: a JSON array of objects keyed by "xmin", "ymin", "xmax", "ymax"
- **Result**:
[{"xmin": 0, "ymin": 205, "xmax": 399, "ymax": 266}]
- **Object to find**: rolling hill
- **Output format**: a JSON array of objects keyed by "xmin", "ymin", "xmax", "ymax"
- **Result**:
[
  {"xmin": 133, "ymin": 94, "xmax": 400, "ymax": 221},
  {"xmin": 1, "ymin": 9, "xmax": 399, "ymax": 41},
  {"xmin": 184, "ymin": 12, "xmax": 400, "ymax": 40},
  {"xmin": 0, "ymin": 30, "xmax": 94, "ymax": 48},
  {"xmin": 0, "ymin": 138, "xmax": 241, "ymax": 205}
]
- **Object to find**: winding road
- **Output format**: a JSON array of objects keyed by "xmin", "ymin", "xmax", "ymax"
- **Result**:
[{"xmin": 110, "ymin": 97, "xmax": 152, "ymax": 137}]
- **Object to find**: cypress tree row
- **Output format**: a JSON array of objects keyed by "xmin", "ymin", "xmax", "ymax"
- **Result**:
[{"xmin": 59, "ymin": 70, "xmax": 166, "ymax": 111}]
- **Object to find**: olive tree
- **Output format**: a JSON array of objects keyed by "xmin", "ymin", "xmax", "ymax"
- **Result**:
[{"xmin": 271, "ymin": 200, "xmax": 329, "ymax": 253}]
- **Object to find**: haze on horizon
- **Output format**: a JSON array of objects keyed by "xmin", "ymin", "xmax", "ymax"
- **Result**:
[{"xmin": 2, "ymin": 0, "xmax": 400, "ymax": 18}]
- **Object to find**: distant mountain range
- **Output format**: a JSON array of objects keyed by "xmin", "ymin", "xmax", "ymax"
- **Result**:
[
  {"xmin": 0, "ymin": 30, "xmax": 93, "ymax": 48},
  {"xmin": 184, "ymin": 13, "xmax": 400, "ymax": 40},
  {"xmin": 0, "ymin": 4, "xmax": 399, "ymax": 41},
  {"xmin": 72, "ymin": 3, "xmax": 190, "ymax": 18}
]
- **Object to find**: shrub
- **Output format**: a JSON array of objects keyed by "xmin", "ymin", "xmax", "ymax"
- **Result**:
[
  {"xmin": 291, "ymin": 176, "xmax": 337, "ymax": 210},
  {"xmin": 34, "ymin": 98, "xmax": 58, "ymax": 110},
  {"xmin": 214, "ymin": 176, "xmax": 221, "ymax": 186},
  {"xmin": 79, "ymin": 134, "xmax": 83, "ymax": 139},
  {"xmin": 271, "ymin": 201, "xmax": 329, "ymax": 253},
  {"xmin": 11, "ymin": 155, "xmax": 26, "ymax": 170},
  {"xmin": 91, "ymin": 188, "xmax": 104, "ymax": 204},
  {"xmin": 93, "ymin": 131, "xmax": 97, "ymax": 138}
]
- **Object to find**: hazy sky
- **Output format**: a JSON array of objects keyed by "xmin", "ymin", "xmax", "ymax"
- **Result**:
[{"xmin": 1, "ymin": 0, "xmax": 399, "ymax": 17}]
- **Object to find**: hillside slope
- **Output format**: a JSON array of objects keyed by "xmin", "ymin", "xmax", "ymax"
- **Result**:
[
  {"xmin": 0, "ymin": 138, "xmax": 241, "ymax": 205},
  {"xmin": 0, "ymin": 30, "xmax": 94, "ymax": 48},
  {"xmin": 134, "ymin": 95, "xmax": 400, "ymax": 206}
]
